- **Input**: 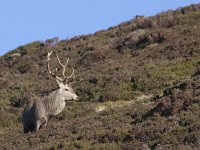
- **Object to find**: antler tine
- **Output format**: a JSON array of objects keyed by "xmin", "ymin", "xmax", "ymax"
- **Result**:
[
  {"xmin": 48, "ymin": 51, "xmax": 75, "ymax": 82},
  {"xmin": 47, "ymin": 51, "xmax": 63, "ymax": 81},
  {"xmin": 56, "ymin": 54, "xmax": 70, "ymax": 79},
  {"xmin": 67, "ymin": 67, "xmax": 75, "ymax": 79},
  {"xmin": 47, "ymin": 51, "xmax": 53, "ymax": 61},
  {"xmin": 64, "ymin": 57, "xmax": 75, "ymax": 80}
]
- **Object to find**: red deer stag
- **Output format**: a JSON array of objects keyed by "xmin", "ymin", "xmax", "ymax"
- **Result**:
[{"xmin": 22, "ymin": 51, "xmax": 78, "ymax": 133}]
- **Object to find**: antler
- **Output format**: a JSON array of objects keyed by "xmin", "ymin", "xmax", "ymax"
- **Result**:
[{"xmin": 47, "ymin": 51, "xmax": 75, "ymax": 82}]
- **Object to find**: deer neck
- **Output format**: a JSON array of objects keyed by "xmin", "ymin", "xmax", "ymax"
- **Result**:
[{"xmin": 45, "ymin": 89, "xmax": 66, "ymax": 116}]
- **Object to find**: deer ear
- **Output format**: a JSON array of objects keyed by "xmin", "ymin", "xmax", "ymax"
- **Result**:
[{"xmin": 56, "ymin": 79, "xmax": 64, "ymax": 87}]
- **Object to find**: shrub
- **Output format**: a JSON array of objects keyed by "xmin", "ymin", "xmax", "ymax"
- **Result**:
[
  {"xmin": 17, "ymin": 64, "xmax": 31, "ymax": 74},
  {"xmin": 45, "ymin": 37, "xmax": 59, "ymax": 47}
]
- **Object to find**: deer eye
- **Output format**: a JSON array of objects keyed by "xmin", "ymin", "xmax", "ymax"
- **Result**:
[{"xmin": 65, "ymin": 89, "xmax": 69, "ymax": 91}]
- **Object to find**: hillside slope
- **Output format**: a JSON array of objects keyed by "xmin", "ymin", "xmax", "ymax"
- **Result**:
[{"xmin": 0, "ymin": 4, "xmax": 200, "ymax": 150}]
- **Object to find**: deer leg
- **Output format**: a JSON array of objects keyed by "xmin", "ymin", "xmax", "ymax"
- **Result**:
[
  {"xmin": 35, "ymin": 120, "xmax": 41, "ymax": 131},
  {"xmin": 23, "ymin": 125, "xmax": 29, "ymax": 133},
  {"xmin": 44, "ymin": 120, "xmax": 48, "ymax": 128},
  {"xmin": 35, "ymin": 117, "xmax": 48, "ymax": 131},
  {"xmin": 41, "ymin": 117, "xmax": 48, "ymax": 130}
]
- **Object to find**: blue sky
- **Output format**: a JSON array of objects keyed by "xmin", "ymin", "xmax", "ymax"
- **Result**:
[{"xmin": 0, "ymin": 1, "xmax": 199, "ymax": 55}]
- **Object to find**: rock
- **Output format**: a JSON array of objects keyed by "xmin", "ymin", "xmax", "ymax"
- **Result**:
[{"xmin": 10, "ymin": 53, "xmax": 22, "ymax": 57}]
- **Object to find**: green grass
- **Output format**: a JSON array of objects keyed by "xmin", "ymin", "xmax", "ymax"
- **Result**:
[{"xmin": 132, "ymin": 58, "xmax": 200, "ymax": 94}]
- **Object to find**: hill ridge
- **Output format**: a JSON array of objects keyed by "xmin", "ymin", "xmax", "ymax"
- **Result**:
[{"xmin": 0, "ymin": 4, "xmax": 200, "ymax": 149}]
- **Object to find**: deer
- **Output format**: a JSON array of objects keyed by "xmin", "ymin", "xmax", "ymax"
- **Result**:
[{"xmin": 22, "ymin": 51, "xmax": 79, "ymax": 133}]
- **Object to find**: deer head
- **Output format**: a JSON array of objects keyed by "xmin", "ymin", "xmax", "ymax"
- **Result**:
[{"xmin": 47, "ymin": 51, "xmax": 79, "ymax": 101}]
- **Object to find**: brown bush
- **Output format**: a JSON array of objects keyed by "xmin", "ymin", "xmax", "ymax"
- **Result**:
[{"xmin": 80, "ymin": 51, "xmax": 105, "ymax": 66}]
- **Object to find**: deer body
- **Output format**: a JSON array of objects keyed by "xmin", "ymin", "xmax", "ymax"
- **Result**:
[{"xmin": 22, "ymin": 51, "xmax": 78, "ymax": 133}]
